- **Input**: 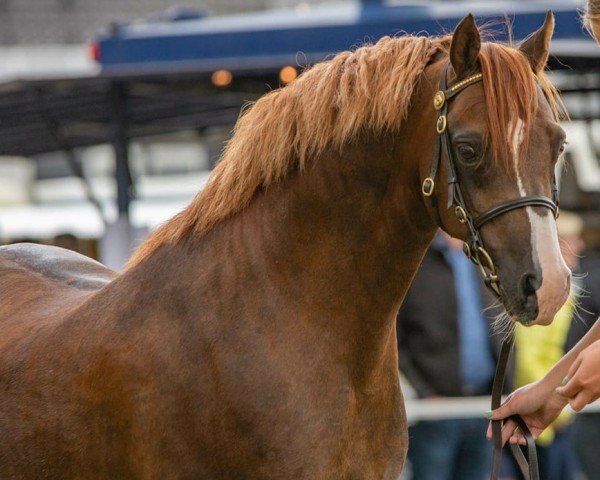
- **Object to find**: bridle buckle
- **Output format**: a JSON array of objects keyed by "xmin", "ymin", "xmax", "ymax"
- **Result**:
[
  {"xmin": 422, "ymin": 178, "xmax": 435, "ymax": 197},
  {"xmin": 474, "ymin": 245, "xmax": 500, "ymax": 295},
  {"xmin": 455, "ymin": 206, "xmax": 468, "ymax": 224},
  {"xmin": 462, "ymin": 242, "xmax": 472, "ymax": 260},
  {"xmin": 436, "ymin": 115, "xmax": 447, "ymax": 134}
]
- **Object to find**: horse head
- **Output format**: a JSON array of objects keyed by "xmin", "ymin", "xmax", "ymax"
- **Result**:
[{"xmin": 425, "ymin": 13, "xmax": 570, "ymax": 326}]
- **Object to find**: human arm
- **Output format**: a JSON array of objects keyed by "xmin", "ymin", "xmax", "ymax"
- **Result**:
[
  {"xmin": 555, "ymin": 338, "xmax": 600, "ymax": 410},
  {"xmin": 487, "ymin": 318, "xmax": 600, "ymax": 444}
]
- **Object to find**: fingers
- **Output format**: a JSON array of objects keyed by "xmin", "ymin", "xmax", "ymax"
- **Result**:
[
  {"xmin": 509, "ymin": 433, "xmax": 527, "ymax": 446},
  {"xmin": 487, "ymin": 418, "xmax": 529, "ymax": 447},
  {"xmin": 488, "ymin": 396, "xmax": 515, "ymax": 421},
  {"xmin": 568, "ymin": 390, "xmax": 593, "ymax": 412},
  {"xmin": 486, "ymin": 418, "xmax": 520, "ymax": 444},
  {"xmin": 555, "ymin": 347, "xmax": 600, "ymax": 410},
  {"xmin": 556, "ymin": 378, "xmax": 579, "ymax": 398},
  {"xmin": 557, "ymin": 379, "xmax": 592, "ymax": 411},
  {"xmin": 566, "ymin": 352, "xmax": 583, "ymax": 386},
  {"xmin": 567, "ymin": 354, "xmax": 583, "ymax": 380},
  {"xmin": 556, "ymin": 355, "xmax": 584, "ymax": 399},
  {"xmin": 501, "ymin": 419, "xmax": 518, "ymax": 445}
]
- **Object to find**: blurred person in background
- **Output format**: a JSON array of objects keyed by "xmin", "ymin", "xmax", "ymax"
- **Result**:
[
  {"xmin": 503, "ymin": 212, "xmax": 585, "ymax": 480},
  {"xmin": 397, "ymin": 231, "xmax": 509, "ymax": 480}
]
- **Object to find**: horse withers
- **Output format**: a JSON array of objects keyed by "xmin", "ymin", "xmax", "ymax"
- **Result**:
[{"xmin": 0, "ymin": 13, "xmax": 569, "ymax": 479}]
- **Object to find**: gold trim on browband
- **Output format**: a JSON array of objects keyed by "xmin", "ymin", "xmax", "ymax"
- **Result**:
[{"xmin": 450, "ymin": 72, "xmax": 483, "ymax": 92}]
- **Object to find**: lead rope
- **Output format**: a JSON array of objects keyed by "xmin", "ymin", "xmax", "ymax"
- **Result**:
[{"xmin": 490, "ymin": 336, "xmax": 539, "ymax": 480}]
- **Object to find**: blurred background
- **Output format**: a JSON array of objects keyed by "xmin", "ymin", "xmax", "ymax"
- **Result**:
[
  {"xmin": 0, "ymin": 0, "xmax": 598, "ymax": 268},
  {"xmin": 0, "ymin": 2, "xmax": 598, "ymax": 478}
]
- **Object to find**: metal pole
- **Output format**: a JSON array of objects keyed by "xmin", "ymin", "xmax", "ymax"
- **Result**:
[
  {"xmin": 111, "ymin": 82, "xmax": 133, "ymax": 216},
  {"xmin": 100, "ymin": 81, "xmax": 139, "ymax": 270},
  {"xmin": 35, "ymin": 87, "xmax": 107, "ymax": 226}
]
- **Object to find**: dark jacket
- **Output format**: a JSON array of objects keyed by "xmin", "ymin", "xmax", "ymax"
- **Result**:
[
  {"xmin": 565, "ymin": 250, "xmax": 600, "ymax": 351},
  {"xmin": 396, "ymin": 245, "xmax": 513, "ymax": 398}
]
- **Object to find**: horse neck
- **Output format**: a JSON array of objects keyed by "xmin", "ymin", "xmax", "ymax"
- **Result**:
[{"xmin": 136, "ymin": 72, "xmax": 439, "ymax": 382}]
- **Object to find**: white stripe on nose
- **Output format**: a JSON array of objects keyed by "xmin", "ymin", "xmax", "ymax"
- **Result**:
[{"xmin": 510, "ymin": 118, "xmax": 570, "ymax": 324}]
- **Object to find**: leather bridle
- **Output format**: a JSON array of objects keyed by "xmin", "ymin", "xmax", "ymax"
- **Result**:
[{"xmin": 422, "ymin": 63, "xmax": 560, "ymax": 480}]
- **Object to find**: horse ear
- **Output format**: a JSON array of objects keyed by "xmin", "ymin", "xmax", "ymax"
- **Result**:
[
  {"xmin": 519, "ymin": 11, "xmax": 555, "ymax": 74},
  {"xmin": 450, "ymin": 14, "xmax": 481, "ymax": 79}
]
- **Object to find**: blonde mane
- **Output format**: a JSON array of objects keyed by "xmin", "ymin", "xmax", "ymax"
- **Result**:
[{"xmin": 128, "ymin": 33, "xmax": 562, "ymax": 267}]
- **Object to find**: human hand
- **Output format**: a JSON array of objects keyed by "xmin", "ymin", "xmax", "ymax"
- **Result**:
[
  {"xmin": 486, "ymin": 381, "xmax": 568, "ymax": 445},
  {"xmin": 555, "ymin": 339, "xmax": 600, "ymax": 411}
]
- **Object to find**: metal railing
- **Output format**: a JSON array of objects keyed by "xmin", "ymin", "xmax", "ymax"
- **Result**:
[{"xmin": 405, "ymin": 396, "xmax": 600, "ymax": 422}]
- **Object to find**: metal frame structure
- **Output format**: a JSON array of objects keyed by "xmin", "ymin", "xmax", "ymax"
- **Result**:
[{"xmin": 0, "ymin": 0, "xmax": 597, "ymax": 250}]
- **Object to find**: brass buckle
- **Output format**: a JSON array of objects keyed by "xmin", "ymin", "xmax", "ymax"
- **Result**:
[
  {"xmin": 436, "ymin": 115, "xmax": 447, "ymax": 134},
  {"xmin": 474, "ymin": 246, "xmax": 500, "ymax": 296},
  {"xmin": 422, "ymin": 178, "xmax": 435, "ymax": 197},
  {"xmin": 455, "ymin": 206, "xmax": 468, "ymax": 224},
  {"xmin": 462, "ymin": 242, "xmax": 472, "ymax": 260}
]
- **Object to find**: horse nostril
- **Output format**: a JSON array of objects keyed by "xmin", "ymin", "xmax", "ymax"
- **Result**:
[
  {"xmin": 520, "ymin": 272, "xmax": 541, "ymax": 300},
  {"xmin": 515, "ymin": 272, "xmax": 541, "ymax": 324}
]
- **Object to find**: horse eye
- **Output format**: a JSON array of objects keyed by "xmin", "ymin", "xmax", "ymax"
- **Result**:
[{"xmin": 458, "ymin": 145, "xmax": 476, "ymax": 160}]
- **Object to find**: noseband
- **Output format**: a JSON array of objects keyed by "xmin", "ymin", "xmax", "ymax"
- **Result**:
[{"xmin": 422, "ymin": 63, "xmax": 561, "ymax": 480}]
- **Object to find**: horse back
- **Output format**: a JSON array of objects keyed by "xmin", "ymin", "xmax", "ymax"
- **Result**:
[{"xmin": 0, "ymin": 243, "xmax": 117, "ymax": 330}]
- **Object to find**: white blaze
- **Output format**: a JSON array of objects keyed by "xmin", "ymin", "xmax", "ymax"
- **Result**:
[{"xmin": 510, "ymin": 119, "xmax": 570, "ymax": 324}]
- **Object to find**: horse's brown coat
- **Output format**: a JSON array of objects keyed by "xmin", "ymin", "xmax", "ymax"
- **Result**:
[{"xmin": 0, "ymin": 20, "xmax": 568, "ymax": 479}]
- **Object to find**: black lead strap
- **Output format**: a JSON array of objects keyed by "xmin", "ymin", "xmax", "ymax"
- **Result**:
[
  {"xmin": 491, "ymin": 336, "xmax": 539, "ymax": 480},
  {"xmin": 421, "ymin": 62, "xmax": 560, "ymax": 480}
]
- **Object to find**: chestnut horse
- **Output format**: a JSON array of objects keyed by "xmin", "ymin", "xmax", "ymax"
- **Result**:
[{"xmin": 0, "ymin": 14, "xmax": 570, "ymax": 479}]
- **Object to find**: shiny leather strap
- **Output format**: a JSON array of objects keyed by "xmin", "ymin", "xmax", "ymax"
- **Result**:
[
  {"xmin": 491, "ymin": 336, "xmax": 539, "ymax": 480},
  {"xmin": 473, "ymin": 196, "xmax": 558, "ymax": 229}
]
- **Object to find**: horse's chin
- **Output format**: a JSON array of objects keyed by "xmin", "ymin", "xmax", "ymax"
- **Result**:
[
  {"xmin": 515, "ymin": 313, "xmax": 547, "ymax": 327},
  {"xmin": 508, "ymin": 299, "xmax": 566, "ymax": 327},
  {"xmin": 510, "ymin": 310, "xmax": 539, "ymax": 327},
  {"xmin": 500, "ymin": 296, "xmax": 547, "ymax": 327}
]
